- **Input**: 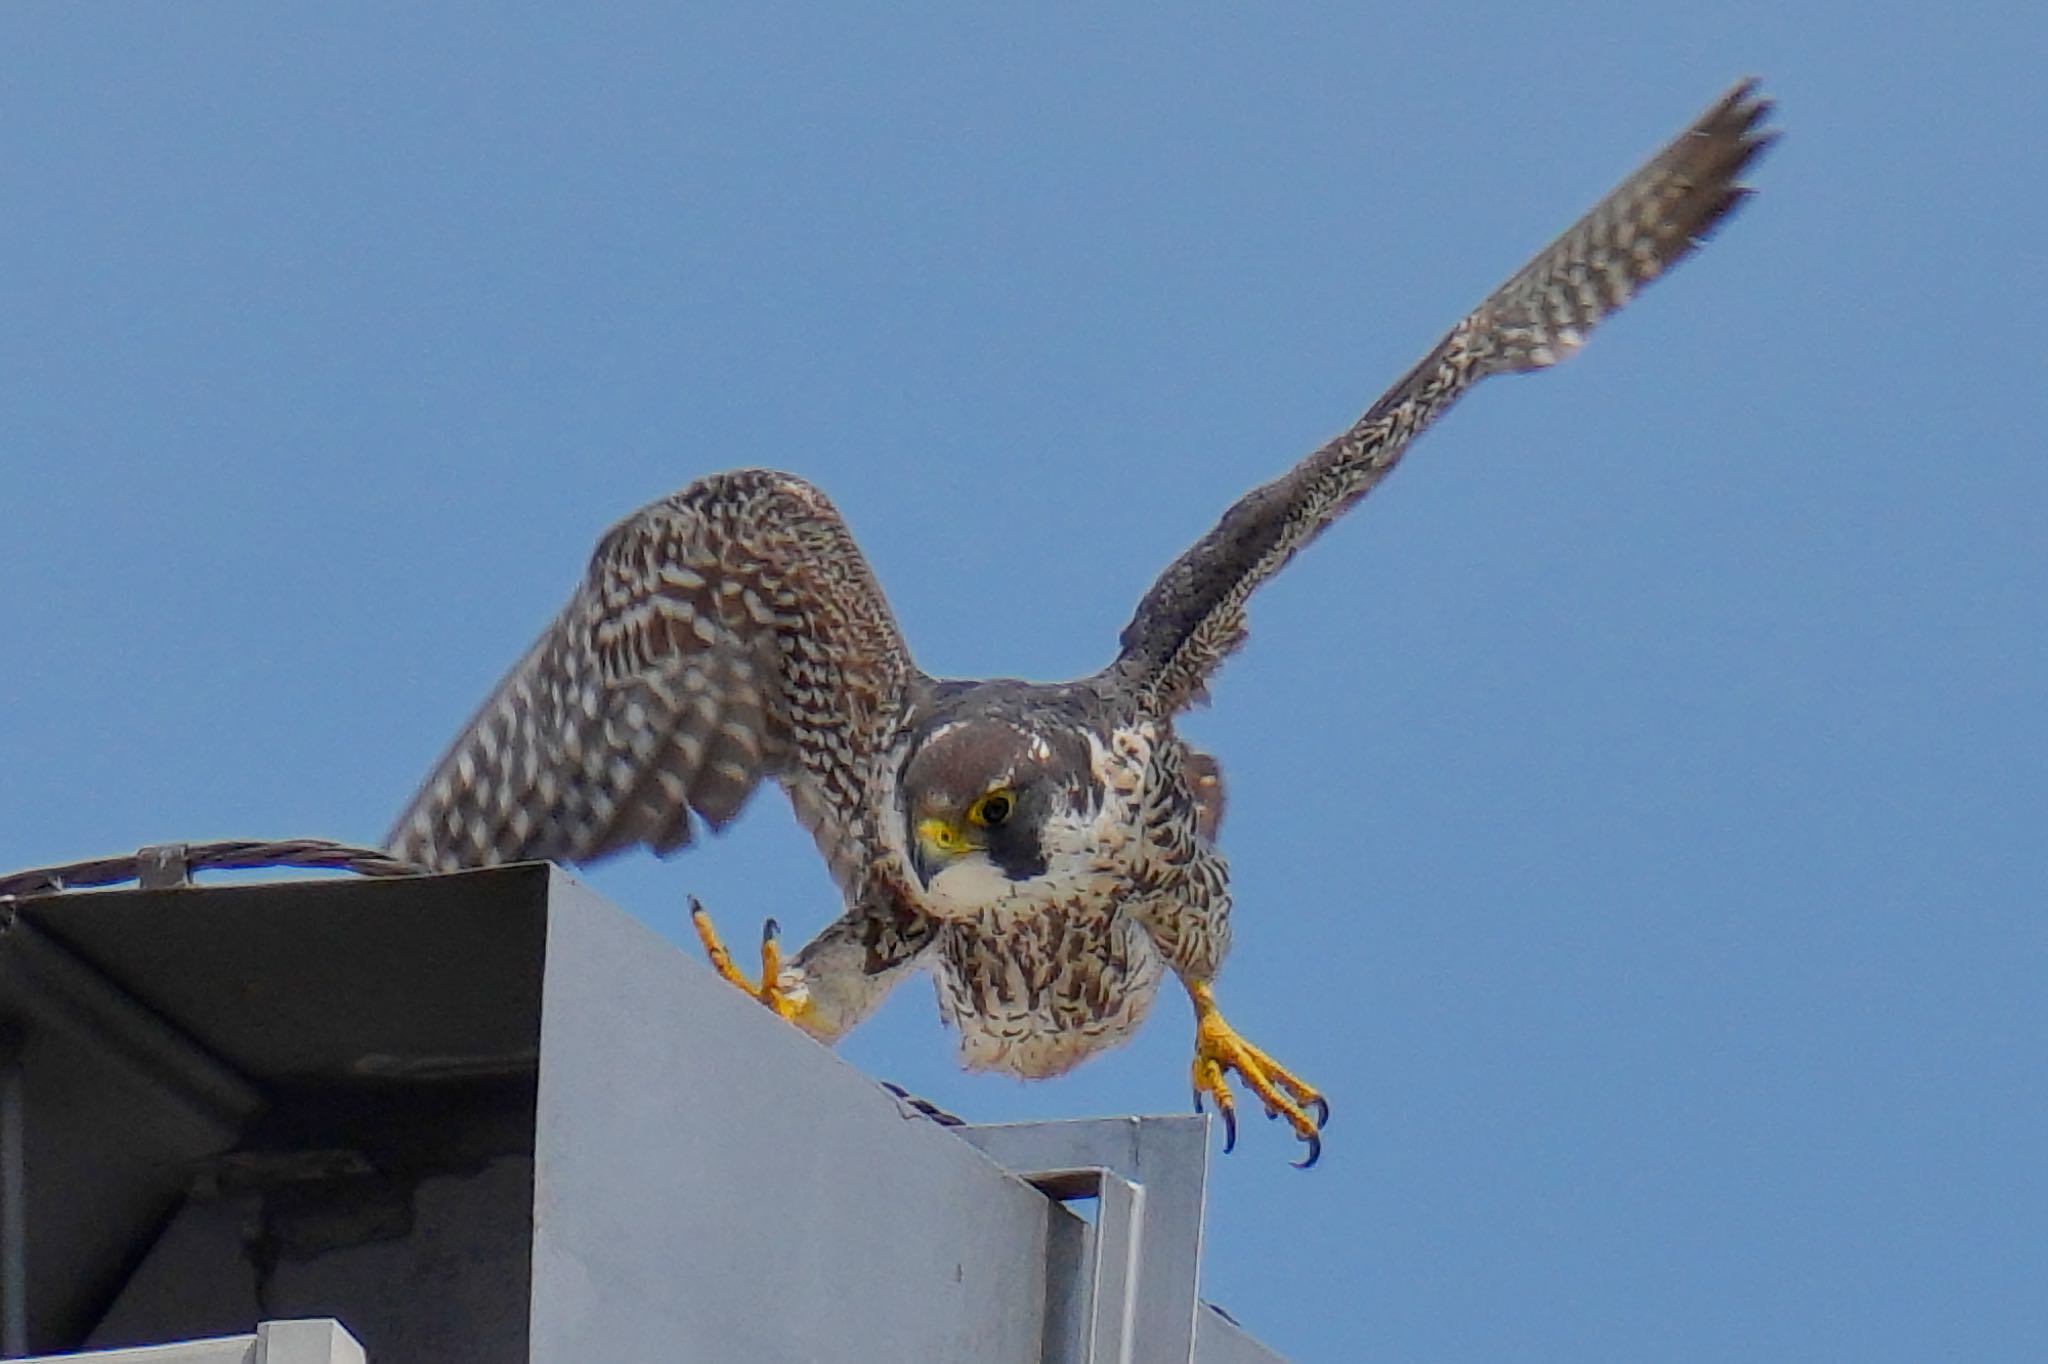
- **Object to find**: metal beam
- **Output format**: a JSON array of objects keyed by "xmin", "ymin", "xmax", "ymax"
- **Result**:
[
  {"xmin": 0, "ymin": 915, "xmax": 262, "ymax": 1136},
  {"xmin": 961, "ymin": 1116, "xmax": 1215, "ymax": 1364}
]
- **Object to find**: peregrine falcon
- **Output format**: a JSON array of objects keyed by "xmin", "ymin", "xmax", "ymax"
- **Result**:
[{"xmin": 390, "ymin": 81, "xmax": 1774, "ymax": 1165}]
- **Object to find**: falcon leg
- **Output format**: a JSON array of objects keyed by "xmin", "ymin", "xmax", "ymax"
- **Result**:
[
  {"xmin": 1186, "ymin": 979, "xmax": 1329, "ymax": 1168},
  {"xmin": 690, "ymin": 897, "xmax": 813, "ymax": 1025}
]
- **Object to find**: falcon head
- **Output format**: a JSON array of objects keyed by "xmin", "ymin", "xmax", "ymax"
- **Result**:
[{"xmin": 898, "ymin": 714, "xmax": 1099, "ymax": 914}]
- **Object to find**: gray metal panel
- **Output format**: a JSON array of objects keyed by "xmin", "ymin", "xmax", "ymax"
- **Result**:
[
  {"xmin": 0, "ymin": 915, "xmax": 258, "ymax": 1351},
  {"xmin": 5, "ymin": 869, "xmax": 551, "ymax": 1357},
  {"xmin": 528, "ymin": 869, "xmax": 1059, "ymax": 1364},
  {"xmin": 254, "ymin": 1320, "xmax": 367, "ymax": 1364},
  {"xmin": 962, "ymin": 1116, "xmax": 1217, "ymax": 1364},
  {"xmin": 18, "ymin": 868, "xmax": 548, "ymax": 1080},
  {"xmin": 91, "ymin": 1158, "xmax": 535, "ymax": 1362},
  {"xmin": 1193, "ymin": 1306, "xmax": 1292, "ymax": 1364},
  {"xmin": 1, "ymin": 1029, "xmax": 25, "ymax": 1357},
  {"xmin": 23, "ymin": 1336, "xmax": 256, "ymax": 1364},
  {"xmin": 17, "ymin": 1318, "xmax": 365, "ymax": 1364},
  {"xmin": 3, "ymin": 865, "xmax": 1297, "ymax": 1363}
]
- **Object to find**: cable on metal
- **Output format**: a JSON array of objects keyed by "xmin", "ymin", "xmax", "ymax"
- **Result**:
[{"xmin": 0, "ymin": 839, "xmax": 432, "ymax": 902}]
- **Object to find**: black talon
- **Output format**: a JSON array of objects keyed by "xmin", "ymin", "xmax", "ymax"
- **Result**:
[
  {"xmin": 1219, "ymin": 1105, "xmax": 1237, "ymax": 1154},
  {"xmin": 1192, "ymin": 1089, "xmax": 1205, "ymax": 1115},
  {"xmin": 1309, "ymin": 1094, "xmax": 1331, "ymax": 1128},
  {"xmin": 1292, "ymin": 1130, "xmax": 1322, "ymax": 1170},
  {"xmin": 762, "ymin": 916, "xmax": 780, "ymax": 944},
  {"xmin": 688, "ymin": 895, "xmax": 706, "ymax": 916}
]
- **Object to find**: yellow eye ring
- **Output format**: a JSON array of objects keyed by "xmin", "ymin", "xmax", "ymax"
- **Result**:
[{"xmin": 968, "ymin": 789, "xmax": 1015, "ymax": 828}]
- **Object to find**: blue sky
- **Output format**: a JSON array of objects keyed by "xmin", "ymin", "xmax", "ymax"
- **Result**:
[{"xmin": 4, "ymin": 5, "xmax": 2044, "ymax": 1361}]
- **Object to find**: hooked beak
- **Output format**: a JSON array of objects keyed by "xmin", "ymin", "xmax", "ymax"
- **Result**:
[{"xmin": 911, "ymin": 817, "xmax": 972, "ymax": 890}]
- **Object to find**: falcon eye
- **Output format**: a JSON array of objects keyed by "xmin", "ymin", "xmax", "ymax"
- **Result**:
[{"xmin": 970, "ymin": 790, "xmax": 1014, "ymax": 828}]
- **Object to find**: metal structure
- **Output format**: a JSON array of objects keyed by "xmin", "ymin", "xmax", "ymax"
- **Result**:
[
  {"xmin": 17, "ymin": 1320, "xmax": 365, "ymax": 1364},
  {"xmin": 0, "ymin": 862, "xmax": 1289, "ymax": 1362}
]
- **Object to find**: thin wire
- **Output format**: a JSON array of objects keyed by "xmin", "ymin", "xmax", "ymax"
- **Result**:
[{"xmin": 0, "ymin": 839, "xmax": 430, "ymax": 902}]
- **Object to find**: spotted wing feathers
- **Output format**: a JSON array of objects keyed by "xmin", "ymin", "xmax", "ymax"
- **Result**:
[
  {"xmin": 1108, "ymin": 80, "xmax": 1775, "ymax": 716},
  {"xmin": 387, "ymin": 470, "xmax": 918, "ymax": 891},
  {"xmin": 1480, "ymin": 78, "xmax": 1776, "ymax": 374}
]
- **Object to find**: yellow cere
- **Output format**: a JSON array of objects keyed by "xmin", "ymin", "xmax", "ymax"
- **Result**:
[{"xmin": 919, "ymin": 818, "xmax": 968, "ymax": 853}]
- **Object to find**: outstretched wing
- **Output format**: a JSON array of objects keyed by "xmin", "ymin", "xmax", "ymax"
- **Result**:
[
  {"xmin": 1107, "ymin": 79, "xmax": 1776, "ymax": 716},
  {"xmin": 387, "ymin": 469, "xmax": 920, "ymax": 895}
]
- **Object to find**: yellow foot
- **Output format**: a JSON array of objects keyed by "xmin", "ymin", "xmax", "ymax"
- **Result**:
[
  {"xmin": 689, "ymin": 897, "xmax": 811, "ymax": 1025},
  {"xmin": 1187, "ymin": 980, "xmax": 1330, "ymax": 1168}
]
